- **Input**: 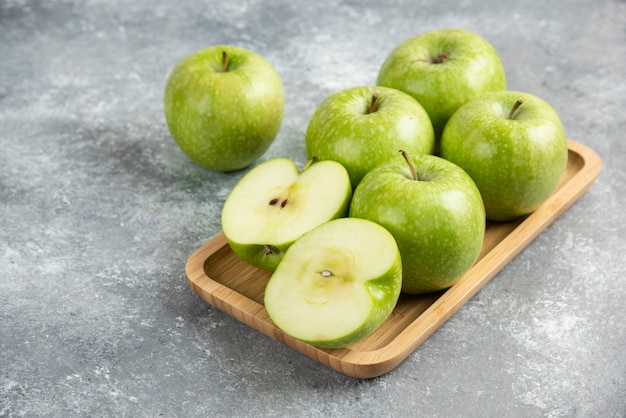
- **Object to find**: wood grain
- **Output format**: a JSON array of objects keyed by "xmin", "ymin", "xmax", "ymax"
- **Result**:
[{"xmin": 185, "ymin": 140, "xmax": 602, "ymax": 379}]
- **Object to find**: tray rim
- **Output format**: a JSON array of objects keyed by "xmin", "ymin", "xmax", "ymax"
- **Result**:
[{"xmin": 185, "ymin": 139, "xmax": 602, "ymax": 379}]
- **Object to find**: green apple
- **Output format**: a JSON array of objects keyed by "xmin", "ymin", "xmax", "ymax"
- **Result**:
[
  {"xmin": 350, "ymin": 151, "xmax": 485, "ymax": 294},
  {"xmin": 377, "ymin": 28, "xmax": 506, "ymax": 141},
  {"xmin": 440, "ymin": 90, "xmax": 569, "ymax": 222},
  {"xmin": 221, "ymin": 157, "xmax": 352, "ymax": 271},
  {"xmin": 264, "ymin": 217, "xmax": 402, "ymax": 348},
  {"xmin": 305, "ymin": 86, "xmax": 435, "ymax": 187},
  {"xmin": 164, "ymin": 45, "xmax": 284, "ymax": 172}
]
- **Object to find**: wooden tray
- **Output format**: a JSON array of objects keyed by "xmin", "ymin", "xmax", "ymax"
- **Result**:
[{"xmin": 185, "ymin": 140, "xmax": 602, "ymax": 379}]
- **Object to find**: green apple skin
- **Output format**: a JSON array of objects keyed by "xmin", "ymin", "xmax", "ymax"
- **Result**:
[
  {"xmin": 222, "ymin": 158, "xmax": 352, "ymax": 271},
  {"xmin": 164, "ymin": 45, "xmax": 284, "ymax": 172},
  {"xmin": 350, "ymin": 153, "xmax": 485, "ymax": 294},
  {"xmin": 305, "ymin": 86, "xmax": 435, "ymax": 188},
  {"xmin": 264, "ymin": 217, "xmax": 402, "ymax": 348},
  {"xmin": 377, "ymin": 29, "xmax": 506, "ymax": 141},
  {"xmin": 440, "ymin": 90, "xmax": 569, "ymax": 222}
]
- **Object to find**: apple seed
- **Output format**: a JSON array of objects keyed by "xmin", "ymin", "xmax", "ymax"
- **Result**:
[
  {"xmin": 320, "ymin": 270, "xmax": 333, "ymax": 277},
  {"xmin": 268, "ymin": 197, "xmax": 288, "ymax": 208},
  {"xmin": 270, "ymin": 197, "xmax": 289, "ymax": 209}
]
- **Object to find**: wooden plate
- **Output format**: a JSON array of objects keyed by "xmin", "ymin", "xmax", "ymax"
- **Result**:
[{"xmin": 185, "ymin": 140, "xmax": 602, "ymax": 379}]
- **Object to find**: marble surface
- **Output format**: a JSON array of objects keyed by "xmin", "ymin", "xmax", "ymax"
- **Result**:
[{"xmin": 1, "ymin": 0, "xmax": 625, "ymax": 416}]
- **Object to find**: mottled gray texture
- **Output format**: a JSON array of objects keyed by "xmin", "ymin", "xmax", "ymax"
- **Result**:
[{"xmin": 1, "ymin": 0, "xmax": 625, "ymax": 416}]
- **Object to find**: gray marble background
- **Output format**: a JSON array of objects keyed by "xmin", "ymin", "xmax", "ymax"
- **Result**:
[{"xmin": 1, "ymin": 0, "xmax": 625, "ymax": 416}]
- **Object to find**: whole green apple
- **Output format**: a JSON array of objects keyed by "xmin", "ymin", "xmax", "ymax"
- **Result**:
[
  {"xmin": 377, "ymin": 28, "xmax": 506, "ymax": 141},
  {"xmin": 264, "ymin": 217, "xmax": 402, "ymax": 348},
  {"xmin": 164, "ymin": 45, "xmax": 284, "ymax": 172},
  {"xmin": 221, "ymin": 157, "xmax": 352, "ymax": 271},
  {"xmin": 350, "ymin": 151, "xmax": 485, "ymax": 294},
  {"xmin": 440, "ymin": 90, "xmax": 569, "ymax": 221},
  {"xmin": 305, "ymin": 86, "xmax": 434, "ymax": 187}
]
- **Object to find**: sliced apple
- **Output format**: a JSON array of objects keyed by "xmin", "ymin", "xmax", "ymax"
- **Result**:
[
  {"xmin": 221, "ymin": 158, "xmax": 352, "ymax": 271},
  {"xmin": 264, "ymin": 218, "xmax": 402, "ymax": 348}
]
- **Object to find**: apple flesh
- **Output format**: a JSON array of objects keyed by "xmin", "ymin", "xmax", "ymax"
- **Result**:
[
  {"xmin": 305, "ymin": 86, "xmax": 435, "ymax": 187},
  {"xmin": 264, "ymin": 217, "xmax": 402, "ymax": 348},
  {"xmin": 221, "ymin": 158, "xmax": 352, "ymax": 271},
  {"xmin": 164, "ymin": 45, "xmax": 284, "ymax": 172},
  {"xmin": 440, "ymin": 90, "xmax": 569, "ymax": 221},
  {"xmin": 377, "ymin": 28, "xmax": 506, "ymax": 141},
  {"xmin": 350, "ymin": 152, "xmax": 486, "ymax": 294}
]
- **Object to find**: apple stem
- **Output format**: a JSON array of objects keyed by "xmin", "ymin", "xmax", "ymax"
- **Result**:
[
  {"xmin": 400, "ymin": 150, "xmax": 418, "ymax": 181},
  {"xmin": 509, "ymin": 99, "xmax": 523, "ymax": 119},
  {"xmin": 431, "ymin": 54, "xmax": 448, "ymax": 64},
  {"xmin": 367, "ymin": 92, "xmax": 380, "ymax": 114},
  {"xmin": 221, "ymin": 50, "xmax": 228, "ymax": 72},
  {"xmin": 301, "ymin": 157, "xmax": 316, "ymax": 172}
]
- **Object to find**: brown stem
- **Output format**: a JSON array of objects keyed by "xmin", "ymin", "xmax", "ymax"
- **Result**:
[
  {"xmin": 301, "ymin": 157, "xmax": 316, "ymax": 172},
  {"xmin": 367, "ymin": 92, "xmax": 380, "ymax": 114},
  {"xmin": 221, "ymin": 50, "xmax": 228, "ymax": 72},
  {"xmin": 431, "ymin": 54, "xmax": 448, "ymax": 64},
  {"xmin": 400, "ymin": 150, "xmax": 418, "ymax": 181},
  {"xmin": 509, "ymin": 99, "xmax": 523, "ymax": 119}
]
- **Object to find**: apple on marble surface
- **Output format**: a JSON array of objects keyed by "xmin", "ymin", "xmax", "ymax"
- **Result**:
[
  {"xmin": 164, "ymin": 45, "xmax": 284, "ymax": 172},
  {"xmin": 350, "ymin": 151, "xmax": 485, "ymax": 294},
  {"xmin": 221, "ymin": 157, "xmax": 352, "ymax": 271},
  {"xmin": 377, "ymin": 28, "xmax": 506, "ymax": 142},
  {"xmin": 305, "ymin": 86, "xmax": 435, "ymax": 188},
  {"xmin": 264, "ymin": 217, "xmax": 402, "ymax": 348},
  {"xmin": 440, "ymin": 90, "xmax": 569, "ymax": 222}
]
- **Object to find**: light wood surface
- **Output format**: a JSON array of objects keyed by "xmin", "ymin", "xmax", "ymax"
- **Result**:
[{"xmin": 185, "ymin": 140, "xmax": 602, "ymax": 379}]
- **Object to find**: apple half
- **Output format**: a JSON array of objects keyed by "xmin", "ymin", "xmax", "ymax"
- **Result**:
[
  {"xmin": 264, "ymin": 218, "xmax": 403, "ymax": 348},
  {"xmin": 221, "ymin": 158, "xmax": 352, "ymax": 271}
]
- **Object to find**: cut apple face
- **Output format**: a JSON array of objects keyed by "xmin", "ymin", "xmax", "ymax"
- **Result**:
[
  {"xmin": 264, "ymin": 218, "xmax": 402, "ymax": 348},
  {"xmin": 221, "ymin": 158, "xmax": 352, "ymax": 271}
]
